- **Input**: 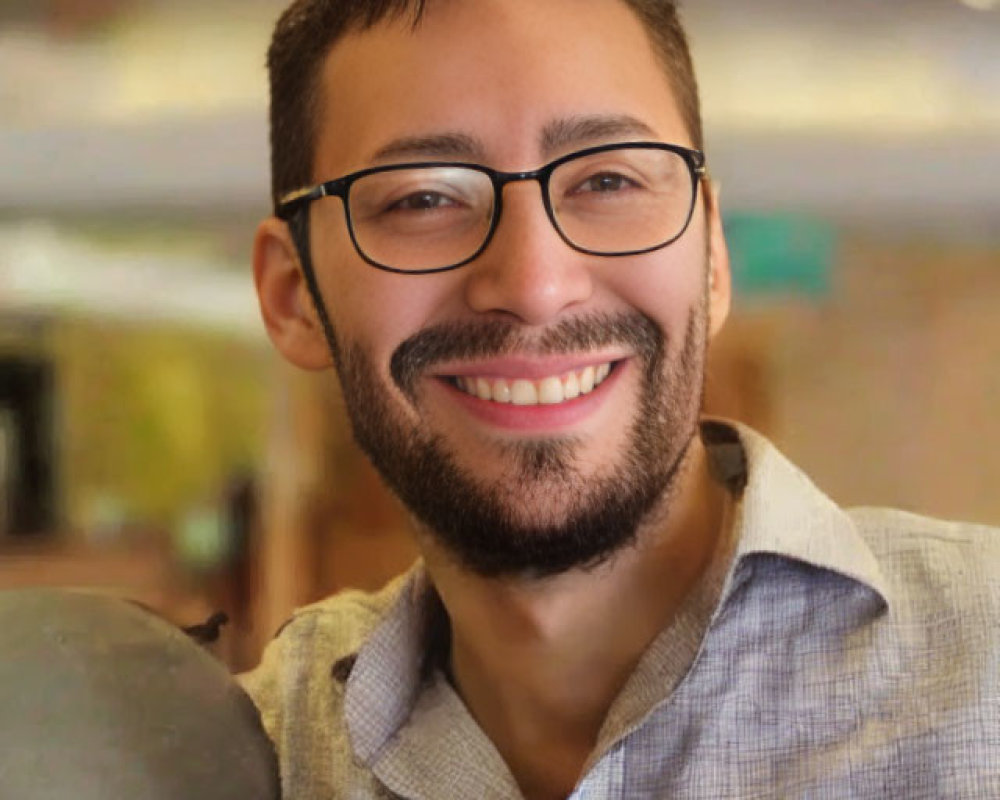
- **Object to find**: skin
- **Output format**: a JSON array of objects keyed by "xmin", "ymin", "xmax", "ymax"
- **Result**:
[{"xmin": 254, "ymin": 0, "xmax": 733, "ymax": 797}]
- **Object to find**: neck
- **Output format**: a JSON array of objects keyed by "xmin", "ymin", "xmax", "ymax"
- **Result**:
[{"xmin": 421, "ymin": 436, "xmax": 728, "ymax": 800}]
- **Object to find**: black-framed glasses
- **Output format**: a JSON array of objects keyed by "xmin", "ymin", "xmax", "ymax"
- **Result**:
[{"xmin": 277, "ymin": 142, "xmax": 707, "ymax": 275}]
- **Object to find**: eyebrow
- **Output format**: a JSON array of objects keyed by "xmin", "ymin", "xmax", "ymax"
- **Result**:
[
  {"xmin": 539, "ymin": 114, "xmax": 658, "ymax": 157},
  {"xmin": 366, "ymin": 113, "xmax": 658, "ymax": 166},
  {"xmin": 369, "ymin": 132, "xmax": 486, "ymax": 164}
]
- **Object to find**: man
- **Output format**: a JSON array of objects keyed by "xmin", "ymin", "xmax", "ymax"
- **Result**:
[{"xmin": 241, "ymin": 0, "xmax": 1000, "ymax": 797}]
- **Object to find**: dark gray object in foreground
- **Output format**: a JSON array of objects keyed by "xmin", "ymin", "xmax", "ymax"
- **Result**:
[{"xmin": 0, "ymin": 588, "xmax": 280, "ymax": 800}]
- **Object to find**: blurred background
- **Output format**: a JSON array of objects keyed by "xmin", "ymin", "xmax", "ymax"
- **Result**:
[{"xmin": 0, "ymin": 0, "xmax": 997, "ymax": 669}]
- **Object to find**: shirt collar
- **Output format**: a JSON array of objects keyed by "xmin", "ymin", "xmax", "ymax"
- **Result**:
[
  {"xmin": 716, "ymin": 419, "xmax": 892, "ymax": 608},
  {"xmin": 344, "ymin": 564, "xmax": 433, "ymax": 766}
]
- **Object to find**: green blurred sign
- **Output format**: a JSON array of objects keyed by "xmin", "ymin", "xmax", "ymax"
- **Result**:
[{"xmin": 724, "ymin": 213, "xmax": 836, "ymax": 298}]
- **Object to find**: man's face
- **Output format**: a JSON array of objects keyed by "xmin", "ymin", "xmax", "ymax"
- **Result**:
[{"xmin": 275, "ymin": 0, "xmax": 729, "ymax": 577}]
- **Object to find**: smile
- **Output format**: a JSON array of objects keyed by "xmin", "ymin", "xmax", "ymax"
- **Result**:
[{"xmin": 449, "ymin": 362, "xmax": 616, "ymax": 406}]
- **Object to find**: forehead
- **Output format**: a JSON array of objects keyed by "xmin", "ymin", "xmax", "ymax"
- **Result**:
[{"xmin": 314, "ymin": 0, "xmax": 689, "ymax": 175}]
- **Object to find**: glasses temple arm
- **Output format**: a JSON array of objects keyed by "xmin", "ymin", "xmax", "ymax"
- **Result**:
[{"xmin": 287, "ymin": 209, "xmax": 343, "ymax": 361}]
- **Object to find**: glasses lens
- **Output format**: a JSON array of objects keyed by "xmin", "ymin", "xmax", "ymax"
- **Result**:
[
  {"xmin": 549, "ymin": 147, "xmax": 696, "ymax": 254},
  {"xmin": 348, "ymin": 166, "xmax": 494, "ymax": 271}
]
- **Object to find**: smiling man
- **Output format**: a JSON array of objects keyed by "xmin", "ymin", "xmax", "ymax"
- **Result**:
[{"xmin": 241, "ymin": 1, "xmax": 1000, "ymax": 798}]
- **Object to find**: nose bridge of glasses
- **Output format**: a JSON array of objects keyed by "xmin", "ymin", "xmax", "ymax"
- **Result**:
[
  {"xmin": 488, "ymin": 166, "xmax": 562, "ymax": 246},
  {"xmin": 496, "ymin": 167, "xmax": 545, "ymax": 185},
  {"xmin": 493, "ymin": 166, "xmax": 549, "ymax": 201},
  {"xmin": 493, "ymin": 164, "xmax": 557, "ymax": 214}
]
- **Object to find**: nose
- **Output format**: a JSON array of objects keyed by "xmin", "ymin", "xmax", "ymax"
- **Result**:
[{"xmin": 462, "ymin": 181, "xmax": 594, "ymax": 326}]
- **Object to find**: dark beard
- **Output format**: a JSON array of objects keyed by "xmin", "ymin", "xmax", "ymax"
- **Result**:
[{"xmin": 329, "ymin": 303, "xmax": 708, "ymax": 579}]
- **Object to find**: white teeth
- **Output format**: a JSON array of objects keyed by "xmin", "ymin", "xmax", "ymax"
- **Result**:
[
  {"xmin": 511, "ymin": 380, "xmax": 538, "ymax": 406},
  {"xmin": 538, "ymin": 376, "xmax": 564, "ymax": 405},
  {"xmin": 493, "ymin": 379, "xmax": 512, "ymax": 403},
  {"xmin": 563, "ymin": 372, "xmax": 580, "ymax": 400},
  {"xmin": 452, "ymin": 361, "xmax": 616, "ymax": 406}
]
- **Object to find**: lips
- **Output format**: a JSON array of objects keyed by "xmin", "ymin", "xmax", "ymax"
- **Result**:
[{"xmin": 449, "ymin": 361, "xmax": 615, "ymax": 406}]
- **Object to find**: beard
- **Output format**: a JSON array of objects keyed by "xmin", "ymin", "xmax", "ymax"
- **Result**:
[{"xmin": 327, "ymin": 295, "xmax": 709, "ymax": 579}]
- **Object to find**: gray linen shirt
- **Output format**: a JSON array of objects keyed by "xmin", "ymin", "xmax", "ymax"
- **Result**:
[{"xmin": 240, "ymin": 421, "xmax": 1000, "ymax": 799}]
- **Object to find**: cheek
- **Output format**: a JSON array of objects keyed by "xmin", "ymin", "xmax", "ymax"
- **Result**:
[
  {"xmin": 325, "ymin": 273, "xmax": 430, "ymax": 361},
  {"xmin": 605, "ymin": 232, "xmax": 709, "ymax": 337},
  {"xmin": 310, "ymin": 217, "xmax": 461, "ymax": 363}
]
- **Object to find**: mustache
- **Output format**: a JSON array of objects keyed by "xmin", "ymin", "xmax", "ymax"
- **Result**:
[{"xmin": 390, "ymin": 312, "xmax": 664, "ymax": 397}]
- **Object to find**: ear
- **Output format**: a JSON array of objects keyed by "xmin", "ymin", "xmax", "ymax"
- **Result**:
[
  {"xmin": 703, "ymin": 180, "xmax": 732, "ymax": 340},
  {"xmin": 252, "ymin": 216, "xmax": 333, "ymax": 370}
]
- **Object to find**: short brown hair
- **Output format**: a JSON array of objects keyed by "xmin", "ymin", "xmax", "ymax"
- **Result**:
[{"xmin": 266, "ymin": 0, "xmax": 702, "ymax": 211}]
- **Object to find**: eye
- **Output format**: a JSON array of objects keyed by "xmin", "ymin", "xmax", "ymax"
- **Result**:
[
  {"xmin": 387, "ymin": 191, "xmax": 459, "ymax": 212},
  {"xmin": 578, "ymin": 172, "xmax": 636, "ymax": 194},
  {"xmin": 352, "ymin": 166, "xmax": 491, "ymax": 224}
]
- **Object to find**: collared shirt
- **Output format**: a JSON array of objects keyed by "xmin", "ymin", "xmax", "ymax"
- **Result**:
[{"xmin": 240, "ymin": 421, "xmax": 1000, "ymax": 799}]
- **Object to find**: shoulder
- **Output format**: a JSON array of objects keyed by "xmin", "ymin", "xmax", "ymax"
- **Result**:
[
  {"xmin": 849, "ymin": 505, "xmax": 1000, "ymax": 564},
  {"xmin": 849, "ymin": 506, "xmax": 1000, "ymax": 614},
  {"xmin": 238, "ymin": 571, "xmax": 410, "ymax": 731},
  {"xmin": 277, "ymin": 573, "xmax": 409, "ymax": 657},
  {"xmin": 236, "ymin": 573, "xmax": 412, "ymax": 798}
]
